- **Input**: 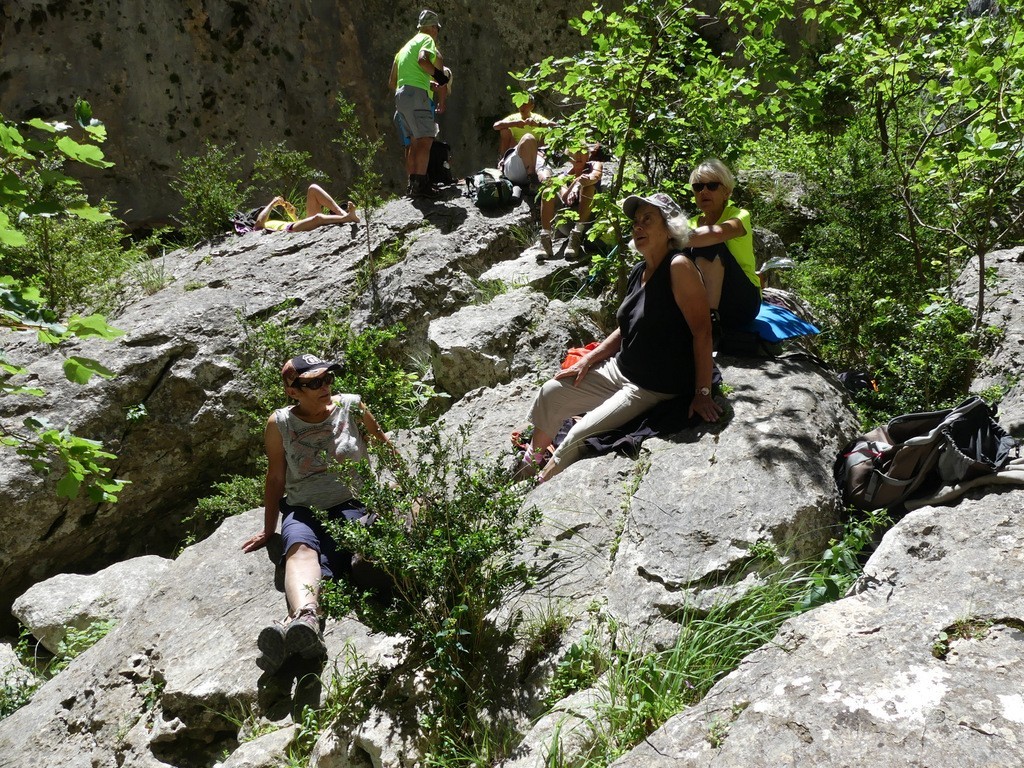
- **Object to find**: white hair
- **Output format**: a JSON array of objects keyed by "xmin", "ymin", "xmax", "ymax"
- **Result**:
[
  {"xmin": 628, "ymin": 210, "xmax": 691, "ymax": 252},
  {"xmin": 689, "ymin": 158, "xmax": 735, "ymax": 195}
]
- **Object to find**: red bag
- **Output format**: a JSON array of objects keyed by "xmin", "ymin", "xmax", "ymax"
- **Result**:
[{"xmin": 561, "ymin": 341, "xmax": 599, "ymax": 370}]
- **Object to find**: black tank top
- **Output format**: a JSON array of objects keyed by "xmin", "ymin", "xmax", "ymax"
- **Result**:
[{"xmin": 615, "ymin": 253, "xmax": 696, "ymax": 395}]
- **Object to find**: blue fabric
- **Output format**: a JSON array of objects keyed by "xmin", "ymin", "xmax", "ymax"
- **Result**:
[{"xmin": 742, "ymin": 303, "xmax": 820, "ymax": 343}]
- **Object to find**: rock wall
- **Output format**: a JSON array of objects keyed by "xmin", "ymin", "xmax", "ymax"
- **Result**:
[{"xmin": 0, "ymin": 0, "xmax": 605, "ymax": 228}]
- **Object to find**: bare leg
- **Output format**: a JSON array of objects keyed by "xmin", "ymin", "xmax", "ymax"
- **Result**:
[
  {"xmin": 578, "ymin": 185, "xmax": 596, "ymax": 225},
  {"xmin": 410, "ymin": 136, "xmax": 433, "ymax": 176},
  {"xmin": 693, "ymin": 257, "xmax": 725, "ymax": 310},
  {"xmin": 288, "ymin": 202, "xmax": 360, "ymax": 232},
  {"xmin": 497, "ymin": 128, "xmax": 515, "ymax": 160},
  {"xmin": 283, "ymin": 543, "xmax": 321, "ymax": 616},
  {"xmin": 515, "ymin": 134, "xmax": 540, "ymax": 175},
  {"xmin": 305, "ymin": 184, "xmax": 344, "ymax": 216}
]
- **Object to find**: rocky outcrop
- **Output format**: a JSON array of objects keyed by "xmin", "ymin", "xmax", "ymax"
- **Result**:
[
  {"xmin": 0, "ymin": 508, "xmax": 403, "ymax": 768},
  {"xmin": 0, "ymin": 0, "xmax": 602, "ymax": 228},
  {"xmin": 960, "ymin": 246, "xmax": 1024, "ymax": 436},
  {"xmin": 608, "ymin": 490, "xmax": 1024, "ymax": 768},
  {"xmin": 5, "ymin": 161, "xmax": 1020, "ymax": 766},
  {"xmin": 0, "ymin": 192, "xmax": 531, "ymax": 634}
]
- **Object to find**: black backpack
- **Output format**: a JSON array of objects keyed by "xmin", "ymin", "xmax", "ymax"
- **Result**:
[
  {"xmin": 834, "ymin": 397, "xmax": 1018, "ymax": 511},
  {"xmin": 428, "ymin": 140, "xmax": 454, "ymax": 186}
]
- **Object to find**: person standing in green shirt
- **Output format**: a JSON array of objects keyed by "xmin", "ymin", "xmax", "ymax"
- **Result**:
[{"xmin": 392, "ymin": 9, "xmax": 446, "ymax": 198}]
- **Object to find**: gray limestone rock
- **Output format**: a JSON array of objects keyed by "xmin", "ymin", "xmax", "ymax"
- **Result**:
[
  {"xmin": 428, "ymin": 289, "xmax": 603, "ymax": 400},
  {"xmin": 608, "ymin": 490, "xmax": 1024, "ymax": 768},
  {"xmin": 960, "ymin": 246, "xmax": 1024, "ymax": 435},
  {"xmin": 0, "ymin": 508, "xmax": 403, "ymax": 768},
  {"xmin": 12, "ymin": 555, "xmax": 172, "ymax": 654},
  {"xmin": 0, "ymin": 194, "xmax": 532, "ymax": 634}
]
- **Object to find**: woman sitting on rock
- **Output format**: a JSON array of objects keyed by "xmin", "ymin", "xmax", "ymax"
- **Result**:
[
  {"xmin": 255, "ymin": 184, "xmax": 359, "ymax": 233},
  {"xmin": 241, "ymin": 353, "xmax": 392, "ymax": 671},
  {"xmin": 522, "ymin": 192, "xmax": 721, "ymax": 481},
  {"xmin": 538, "ymin": 143, "xmax": 604, "ymax": 262},
  {"xmin": 683, "ymin": 159, "xmax": 761, "ymax": 339}
]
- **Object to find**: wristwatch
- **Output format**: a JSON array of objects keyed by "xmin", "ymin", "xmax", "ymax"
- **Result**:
[{"xmin": 699, "ymin": 386, "xmax": 712, "ymax": 397}]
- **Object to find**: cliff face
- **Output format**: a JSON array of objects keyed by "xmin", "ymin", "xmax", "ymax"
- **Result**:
[{"xmin": 0, "ymin": 0, "xmax": 602, "ymax": 228}]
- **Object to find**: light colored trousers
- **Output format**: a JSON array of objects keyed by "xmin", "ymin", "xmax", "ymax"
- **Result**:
[{"xmin": 529, "ymin": 357, "xmax": 676, "ymax": 477}]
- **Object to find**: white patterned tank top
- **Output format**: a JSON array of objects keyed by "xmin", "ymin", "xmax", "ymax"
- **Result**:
[{"xmin": 273, "ymin": 394, "xmax": 369, "ymax": 509}]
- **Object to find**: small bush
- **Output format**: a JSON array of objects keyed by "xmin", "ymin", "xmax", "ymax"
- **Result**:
[
  {"xmin": 320, "ymin": 426, "xmax": 540, "ymax": 762},
  {"xmin": 172, "ymin": 140, "xmax": 251, "ymax": 243}
]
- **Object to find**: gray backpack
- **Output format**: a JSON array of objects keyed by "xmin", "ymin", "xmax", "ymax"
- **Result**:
[{"xmin": 834, "ymin": 397, "xmax": 1018, "ymax": 511}]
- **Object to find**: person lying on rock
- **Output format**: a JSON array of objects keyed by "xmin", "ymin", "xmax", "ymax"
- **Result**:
[
  {"xmin": 241, "ymin": 353, "xmax": 393, "ymax": 671},
  {"xmin": 683, "ymin": 159, "xmax": 762, "ymax": 344},
  {"xmin": 254, "ymin": 184, "xmax": 359, "ymax": 233},
  {"xmin": 520, "ymin": 192, "xmax": 721, "ymax": 482}
]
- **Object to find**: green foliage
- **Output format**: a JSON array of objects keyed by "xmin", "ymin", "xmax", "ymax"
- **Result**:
[
  {"xmin": 543, "ymin": 574, "xmax": 809, "ymax": 765},
  {"xmin": 172, "ymin": 140, "xmax": 250, "ymax": 243},
  {"xmin": 171, "ymin": 139, "xmax": 331, "ymax": 242},
  {"xmin": 0, "ymin": 666, "xmax": 39, "ymax": 721},
  {"xmin": 236, "ymin": 302, "xmax": 432, "ymax": 434},
  {"xmin": 798, "ymin": 509, "xmax": 892, "ymax": 610},
  {"xmin": 0, "ymin": 100, "xmax": 140, "ymax": 315},
  {"xmin": 335, "ymin": 95, "xmax": 388, "ymax": 304},
  {"xmin": 181, "ymin": 464, "xmax": 266, "ymax": 548},
  {"xmin": 50, "ymin": 619, "xmax": 115, "ymax": 674},
  {"xmin": 853, "ymin": 297, "xmax": 982, "ymax": 425},
  {"xmin": 251, "ymin": 142, "xmax": 328, "ymax": 209},
  {"xmin": 2, "ymin": 277, "xmax": 127, "ymax": 502},
  {"xmin": 285, "ymin": 645, "xmax": 380, "ymax": 764},
  {"xmin": 320, "ymin": 427, "xmax": 540, "ymax": 763}
]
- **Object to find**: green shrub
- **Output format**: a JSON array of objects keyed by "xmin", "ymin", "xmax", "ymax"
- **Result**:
[
  {"xmin": 172, "ymin": 140, "xmax": 251, "ymax": 243},
  {"xmin": 236, "ymin": 302, "xmax": 432, "ymax": 434},
  {"xmin": 320, "ymin": 426, "xmax": 540, "ymax": 762},
  {"xmin": 251, "ymin": 142, "xmax": 328, "ymax": 209}
]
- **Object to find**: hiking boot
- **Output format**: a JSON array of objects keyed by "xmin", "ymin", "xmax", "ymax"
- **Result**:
[
  {"xmin": 285, "ymin": 606, "xmax": 326, "ymax": 660},
  {"xmin": 569, "ymin": 228, "xmax": 583, "ymax": 260},
  {"xmin": 411, "ymin": 175, "xmax": 439, "ymax": 199},
  {"xmin": 256, "ymin": 621, "xmax": 288, "ymax": 673},
  {"xmin": 539, "ymin": 230, "xmax": 553, "ymax": 262}
]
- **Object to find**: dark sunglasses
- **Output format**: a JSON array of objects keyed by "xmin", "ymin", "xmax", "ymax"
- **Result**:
[
  {"xmin": 691, "ymin": 181, "xmax": 722, "ymax": 192},
  {"xmin": 292, "ymin": 371, "xmax": 335, "ymax": 390}
]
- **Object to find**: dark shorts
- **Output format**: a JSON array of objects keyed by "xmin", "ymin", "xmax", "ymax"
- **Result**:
[
  {"xmin": 279, "ymin": 498, "xmax": 368, "ymax": 579},
  {"xmin": 687, "ymin": 243, "xmax": 761, "ymax": 328}
]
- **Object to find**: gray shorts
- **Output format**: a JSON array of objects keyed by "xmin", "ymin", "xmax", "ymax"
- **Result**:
[{"xmin": 395, "ymin": 85, "xmax": 436, "ymax": 140}]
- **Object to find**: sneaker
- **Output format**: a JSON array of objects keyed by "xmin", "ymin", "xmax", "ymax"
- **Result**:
[
  {"xmin": 285, "ymin": 606, "xmax": 326, "ymax": 660},
  {"xmin": 539, "ymin": 231, "xmax": 553, "ymax": 262},
  {"xmin": 256, "ymin": 621, "xmax": 288, "ymax": 673}
]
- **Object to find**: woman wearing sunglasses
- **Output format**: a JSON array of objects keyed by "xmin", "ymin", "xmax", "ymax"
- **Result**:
[
  {"xmin": 684, "ymin": 159, "xmax": 762, "ymax": 341},
  {"xmin": 241, "ymin": 353, "xmax": 392, "ymax": 672}
]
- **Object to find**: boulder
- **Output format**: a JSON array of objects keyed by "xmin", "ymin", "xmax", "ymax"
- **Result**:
[
  {"xmin": 960, "ymin": 246, "xmax": 1024, "ymax": 436},
  {"xmin": 0, "ymin": 508, "xmax": 403, "ymax": 768},
  {"xmin": 607, "ymin": 489, "xmax": 1024, "ymax": 768},
  {"xmin": 12, "ymin": 555, "xmax": 171, "ymax": 654},
  {"xmin": 428, "ymin": 288, "xmax": 603, "ymax": 400}
]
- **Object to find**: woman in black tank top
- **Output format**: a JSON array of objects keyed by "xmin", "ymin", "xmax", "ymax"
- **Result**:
[{"xmin": 523, "ymin": 192, "xmax": 721, "ymax": 482}]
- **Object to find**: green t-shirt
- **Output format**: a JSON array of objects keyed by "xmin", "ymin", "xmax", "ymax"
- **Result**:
[
  {"xmin": 502, "ymin": 112, "xmax": 551, "ymax": 144},
  {"xmin": 395, "ymin": 33, "xmax": 437, "ymax": 92},
  {"xmin": 690, "ymin": 203, "xmax": 760, "ymax": 291}
]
